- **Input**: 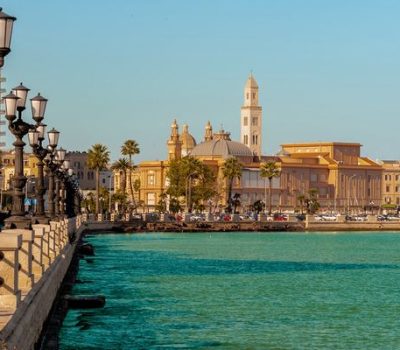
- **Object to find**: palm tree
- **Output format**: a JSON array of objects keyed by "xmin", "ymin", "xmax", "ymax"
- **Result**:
[
  {"xmin": 111, "ymin": 158, "xmax": 130, "ymax": 212},
  {"xmin": 111, "ymin": 158, "xmax": 129, "ymax": 195},
  {"xmin": 133, "ymin": 178, "xmax": 141, "ymax": 203},
  {"xmin": 297, "ymin": 194, "xmax": 306, "ymax": 214},
  {"xmin": 260, "ymin": 161, "xmax": 281, "ymax": 215},
  {"xmin": 222, "ymin": 157, "xmax": 242, "ymax": 213},
  {"xmin": 121, "ymin": 140, "xmax": 140, "ymax": 207},
  {"xmin": 88, "ymin": 144, "xmax": 110, "ymax": 214}
]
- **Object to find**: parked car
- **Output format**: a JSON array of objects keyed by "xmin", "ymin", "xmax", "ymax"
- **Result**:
[{"xmin": 273, "ymin": 213, "xmax": 287, "ymax": 221}]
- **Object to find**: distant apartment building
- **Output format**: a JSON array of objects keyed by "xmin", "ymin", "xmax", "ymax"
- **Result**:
[{"xmin": 66, "ymin": 151, "xmax": 113, "ymax": 196}]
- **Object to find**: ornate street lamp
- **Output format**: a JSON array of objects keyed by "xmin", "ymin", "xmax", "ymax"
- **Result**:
[
  {"xmin": 3, "ymin": 86, "xmax": 35, "ymax": 229},
  {"xmin": 27, "ymin": 91, "xmax": 51, "ymax": 223},
  {"xmin": 28, "ymin": 126, "xmax": 49, "ymax": 223},
  {"xmin": 0, "ymin": 8, "xmax": 16, "ymax": 68},
  {"xmin": 53, "ymin": 147, "xmax": 66, "ymax": 217},
  {"xmin": 44, "ymin": 149, "xmax": 56, "ymax": 218}
]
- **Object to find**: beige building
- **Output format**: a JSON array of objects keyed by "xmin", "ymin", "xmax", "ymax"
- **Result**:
[
  {"xmin": 66, "ymin": 151, "xmax": 113, "ymax": 197},
  {"xmin": 379, "ymin": 160, "xmax": 400, "ymax": 207},
  {"xmin": 1, "ymin": 150, "xmax": 38, "ymax": 191},
  {"xmin": 277, "ymin": 142, "xmax": 382, "ymax": 211}
]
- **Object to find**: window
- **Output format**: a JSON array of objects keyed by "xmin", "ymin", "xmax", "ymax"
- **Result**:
[
  {"xmin": 252, "ymin": 117, "xmax": 258, "ymax": 126},
  {"xmin": 252, "ymin": 93, "xmax": 256, "ymax": 99},
  {"xmin": 243, "ymin": 117, "xmax": 248, "ymax": 126},
  {"xmin": 396, "ymin": 186, "xmax": 399, "ymax": 193},
  {"xmin": 147, "ymin": 171, "xmax": 155, "ymax": 186},
  {"xmin": 310, "ymin": 174, "xmax": 317, "ymax": 182},
  {"xmin": 243, "ymin": 135, "xmax": 248, "ymax": 145},
  {"xmin": 252, "ymin": 134, "xmax": 258, "ymax": 145},
  {"xmin": 386, "ymin": 185, "xmax": 391, "ymax": 193},
  {"xmin": 397, "ymin": 197, "xmax": 400, "ymax": 204},
  {"xmin": 246, "ymin": 93, "xmax": 249, "ymax": 100},
  {"xmin": 396, "ymin": 175, "xmax": 400, "ymax": 181},
  {"xmin": 147, "ymin": 193, "xmax": 156, "ymax": 206}
]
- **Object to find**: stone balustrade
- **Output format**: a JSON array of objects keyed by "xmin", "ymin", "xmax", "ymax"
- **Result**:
[{"xmin": 0, "ymin": 216, "xmax": 84, "ymax": 343}]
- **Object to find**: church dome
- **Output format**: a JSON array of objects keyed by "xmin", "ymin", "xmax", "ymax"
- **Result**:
[
  {"xmin": 181, "ymin": 124, "xmax": 197, "ymax": 156},
  {"xmin": 190, "ymin": 138, "xmax": 253, "ymax": 159}
]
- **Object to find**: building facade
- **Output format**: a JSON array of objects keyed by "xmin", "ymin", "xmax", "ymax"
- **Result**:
[{"xmin": 379, "ymin": 160, "xmax": 400, "ymax": 207}]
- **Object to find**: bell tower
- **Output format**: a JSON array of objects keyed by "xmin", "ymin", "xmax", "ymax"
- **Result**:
[
  {"xmin": 167, "ymin": 119, "xmax": 182, "ymax": 160},
  {"xmin": 240, "ymin": 74, "xmax": 262, "ymax": 156}
]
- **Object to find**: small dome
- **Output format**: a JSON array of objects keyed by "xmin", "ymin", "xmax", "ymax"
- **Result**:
[
  {"xmin": 190, "ymin": 138, "xmax": 253, "ymax": 159},
  {"xmin": 181, "ymin": 124, "xmax": 197, "ymax": 155}
]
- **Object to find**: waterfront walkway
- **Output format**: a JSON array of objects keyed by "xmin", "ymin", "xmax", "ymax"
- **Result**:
[{"xmin": 0, "ymin": 216, "xmax": 85, "ymax": 349}]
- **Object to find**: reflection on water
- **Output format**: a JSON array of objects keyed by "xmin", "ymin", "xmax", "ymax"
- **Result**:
[{"xmin": 59, "ymin": 232, "xmax": 400, "ymax": 350}]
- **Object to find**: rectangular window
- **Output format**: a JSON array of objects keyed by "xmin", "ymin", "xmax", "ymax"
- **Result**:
[
  {"xmin": 386, "ymin": 185, "xmax": 391, "ymax": 193},
  {"xmin": 396, "ymin": 175, "xmax": 400, "ymax": 181},
  {"xmin": 243, "ymin": 117, "xmax": 248, "ymax": 126},
  {"xmin": 147, "ymin": 193, "xmax": 156, "ymax": 206},
  {"xmin": 310, "ymin": 174, "xmax": 317, "ymax": 182},
  {"xmin": 252, "ymin": 93, "xmax": 256, "ymax": 99},
  {"xmin": 243, "ymin": 135, "xmax": 248, "ymax": 145},
  {"xmin": 147, "ymin": 172, "xmax": 155, "ymax": 186},
  {"xmin": 252, "ymin": 117, "xmax": 258, "ymax": 126}
]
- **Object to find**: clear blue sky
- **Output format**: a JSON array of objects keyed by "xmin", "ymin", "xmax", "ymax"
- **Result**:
[{"xmin": 2, "ymin": 0, "xmax": 400, "ymax": 162}]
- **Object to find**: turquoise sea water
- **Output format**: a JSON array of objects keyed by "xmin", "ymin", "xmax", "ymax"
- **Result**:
[{"xmin": 59, "ymin": 232, "xmax": 400, "ymax": 350}]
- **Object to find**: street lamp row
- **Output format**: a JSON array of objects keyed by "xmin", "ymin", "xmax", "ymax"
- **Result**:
[{"xmin": 0, "ymin": 7, "xmax": 82, "ymax": 228}]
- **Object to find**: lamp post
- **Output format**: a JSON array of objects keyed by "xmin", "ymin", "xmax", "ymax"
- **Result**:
[
  {"xmin": 2, "ymin": 83, "xmax": 36, "ymax": 228},
  {"xmin": 43, "ymin": 129, "xmax": 60, "ymax": 219},
  {"xmin": 0, "ymin": 8, "xmax": 16, "ymax": 68},
  {"xmin": 54, "ymin": 147, "xmax": 66, "ymax": 217},
  {"xmin": 28, "ymin": 93, "xmax": 51, "ymax": 223},
  {"xmin": 108, "ymin": 175, "xmax": 112, "ymax": 215}
]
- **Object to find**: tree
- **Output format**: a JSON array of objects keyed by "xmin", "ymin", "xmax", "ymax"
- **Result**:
[
  {"xmin": 305, "ymin": 188, "xmax": 320, "ymax": 214},
  {"xmin": 111, "ymin": 158, "xmax": 130, "ymax": 211},
  {"xmin": 222, "ymin": 157, "xmax": 242, "ymax": 213},
  {"xmin": 112, "ymin": 191, "xmax": 127, "ymax": 213},
  {"xmin": 297, "ymin": 194, "xmax": 306, "ymax": 214},
  {"xmin": 133, "ymin": 178, "xmax": 141, "ymax": 203},
  {"xmin": 251, "ymin": 199, "xmax": 264, "ymax": 214},
  {"xmin": 260, "ymin": 161, "xmax": 281, "ymax": 215},
  {"xmin": 166, "ymin": 156, "xmax": 216, "ymax": 211},
  {"xmin": 82, "ymin": 192, "xmax": 95, "ymax": 213},
  {"xmin": 121, "ymin": 139, "xmax": 140, "ymax": 207},
  {"xmin": 169, "ymin": 197, "xmax": 182, "ymax": 214},
  {"xmin": 88, "ymin": 144, "xmax": 110, "ymax": 214},
  {"xmin": 155, "ymin": 192, "xmax": 167, "ymax": 213},
  {"xmin": 232, "ymin": 193, "xmax": 241, "ymax": 213}
]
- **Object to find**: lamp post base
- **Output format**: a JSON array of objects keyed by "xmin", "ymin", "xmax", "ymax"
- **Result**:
[
  {"xmin": 31, "ymin": 215, "xmax": 50, "ymax": 225},
  {"xmin": 4, "ymin": 215, "xmax": 32, "ymax": 229}
]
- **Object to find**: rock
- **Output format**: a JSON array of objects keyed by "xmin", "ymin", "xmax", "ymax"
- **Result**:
[
  {"xmin": 63, "ymin": 295, "xmax": 106, "ymax": 309},
  {"xmin": 79, "ymin": 243, "xmax": 95, "ymax": 256}
]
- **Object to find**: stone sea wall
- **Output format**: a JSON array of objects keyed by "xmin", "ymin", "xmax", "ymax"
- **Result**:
[{"xmin": 0, "ymin": 216, "xmax": 84, "ymax": 350}]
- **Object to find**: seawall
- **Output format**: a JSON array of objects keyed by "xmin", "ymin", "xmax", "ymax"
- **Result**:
[{"xmin": 0, "ymin": 217, "xmax": 85, "ymax": 350}]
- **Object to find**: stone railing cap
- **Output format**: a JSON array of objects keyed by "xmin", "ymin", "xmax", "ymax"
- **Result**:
[
  {"xmin": 1, "ymin": 229, "xmax": 34, "ymax": 242},
  {"xmin": 0, "ymin": 233, "xmax": 22, "ymax": 249}
]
